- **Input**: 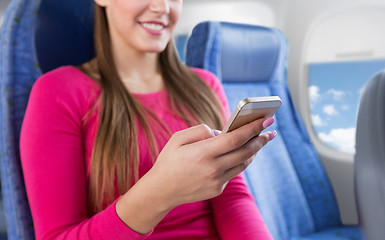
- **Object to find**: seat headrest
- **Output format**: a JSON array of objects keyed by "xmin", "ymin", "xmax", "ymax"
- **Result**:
[
  {"xmin": 355, "ymin": 70, "xmax": 385, "ymax": 240},
  {"xmin": 35, "ymin": 0, "xmax": 95, "ymax": 73},
  {"xmin": 186, "ymin": 21, "xmax": 287, "ymax": 83}
]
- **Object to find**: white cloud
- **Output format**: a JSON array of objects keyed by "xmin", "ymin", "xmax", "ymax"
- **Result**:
[
  {"xmin": 311, "ymin": 114, "xmax": 325, "ymax": 127},
  {"xmin": 327, "ymin": 89, "xmax": 346, "ymax": 101},
  {"xmin": 323, "ymin": 104, "xmax": 338, "ymax": 116},
  {"xmin": 318, "ymin": 127, "xmax": 356, "ymax": 153},
  {"xmin": 342, "ymin": 105, "xmax": 349, "ymax": 111},
  {"xmin": 309, "ymin": 85, "xmax": 320, "ymax": 103}
]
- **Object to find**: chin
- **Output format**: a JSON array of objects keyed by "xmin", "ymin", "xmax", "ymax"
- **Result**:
[
  {"xmin": 138, "ymin": 39, "xmax": 169, "ymax": 53},
  {"xmin": 143, "ymin": 45, "xmax": 168, "ymax": 54}
]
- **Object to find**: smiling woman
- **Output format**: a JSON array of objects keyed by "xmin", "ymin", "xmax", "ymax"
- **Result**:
[
  {"xmin": 18, "ymin": 0, "xmax": 276, "ymax": 239},
  {"xmin": 4, "ymin": 0, "xmax": 381, "ymax": 239}
]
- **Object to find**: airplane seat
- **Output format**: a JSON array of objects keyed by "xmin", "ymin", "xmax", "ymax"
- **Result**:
[
  {"xmin": 355, "ymin": 70, "xmax": 385, "ymax": 240},
  {"xmin": 185, "ymin": 21, "xmax": 363, "ymax": 240},
  {"xmin": 0, "ymin": 0, "xmax": 94, "ymax": 239}
]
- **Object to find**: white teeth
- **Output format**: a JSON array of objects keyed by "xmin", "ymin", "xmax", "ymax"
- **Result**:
[{"xmin": 142, "ymin": 23, "xmax": 164, "ymax": 31}]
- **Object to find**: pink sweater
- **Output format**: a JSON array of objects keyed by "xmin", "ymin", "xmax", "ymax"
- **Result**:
[{"xmin": 20, "ymin": 66, "xmax": 272, "ymax": 240}]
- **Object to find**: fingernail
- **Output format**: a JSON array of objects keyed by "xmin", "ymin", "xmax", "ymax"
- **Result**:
[
  {"xmin": 263, "ymin": 117, "xmax": 275, "ymax": 129},
  {"xmin": 268, "ymin": 130, "xmax": 277, "ymax": 141},
  {"xmin": 213, "ymin": 130, "xmax": 222, "ymax": 136}
]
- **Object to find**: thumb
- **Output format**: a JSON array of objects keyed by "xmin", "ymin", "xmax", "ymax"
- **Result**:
[{"xmin": 175, "ymin": 124, "xmax": 218, "ymax": 146}]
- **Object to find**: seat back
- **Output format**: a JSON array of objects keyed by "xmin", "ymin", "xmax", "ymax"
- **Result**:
[
  {"xmin": 0, "ymin": 0, "xmax": 94, "ymax": 239},
  {"xmin": 355, "ymin": 70, "xmax": 385, "ymax": 240},
  {"xmin": 35, "ymin": 0, "xmax": 94, "ymax": 73},
  {"xmin": 186, "ymin": 21, "xmax": 341, "ymax": 240}
]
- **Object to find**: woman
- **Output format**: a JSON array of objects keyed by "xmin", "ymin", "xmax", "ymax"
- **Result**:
[{"xmin": 20, "ymin": 0, "xmax": 276, "ymax": 239}]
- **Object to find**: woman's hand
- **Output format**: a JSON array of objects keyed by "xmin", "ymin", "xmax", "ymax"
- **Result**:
[
  {"xmin": 150, "ymin": 117, "xmax": 275, "ymax": 208},
  {"xmin": 116, "ymin": 117, "xmax": 275, "ymax": 234}
]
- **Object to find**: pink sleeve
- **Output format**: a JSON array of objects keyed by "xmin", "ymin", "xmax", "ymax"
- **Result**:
[
  {"xmin": 192, "ymin": 68, "xmax": 273, "ymax": 239},
  {"xmin": 210, "ymin": 175, "xmax": 273, "ymax": 240},
  {"xmin": 20, "ymin": 69, "xmax": 151, "ymax": 240}
]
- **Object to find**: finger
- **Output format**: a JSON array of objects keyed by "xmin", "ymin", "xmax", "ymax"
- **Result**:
[
  {"xmin": 222, "ymin": 156, "xmax": 254, "ymax": 183},
  {"xmin": 216, "ymin": 132, "xmax": 270, "ymax": 171},
  {"xmin": 172, "ymin": 124, "xmax": 216, "ymax": 146},
  {"xmin": 204, "ymin": 117, "xmax": 273, "ymax": 156},
  {"xmin": 268, "ymin": 130, "xmax": 277, "ymax": 141}
]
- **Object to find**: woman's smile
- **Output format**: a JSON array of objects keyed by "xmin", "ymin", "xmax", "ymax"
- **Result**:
[{"xmin": 139, "ymin": 21, "xmax": 167, "ymax": 35}]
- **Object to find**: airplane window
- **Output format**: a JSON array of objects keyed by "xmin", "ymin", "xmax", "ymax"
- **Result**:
[
  {"xmin": 309, "ymin": 59, "xmax": 385, "ymax": 153},
  {"xmin": 306, "ymin": 7, "xmax": 385, "ymax": 154}
]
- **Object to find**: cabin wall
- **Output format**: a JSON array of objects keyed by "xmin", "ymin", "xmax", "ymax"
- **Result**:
[
  {"xmin": 283, "ymin": 0, "xmax": 385, "ymax": 225},
  {"xmin": 175, "ymin": 0, "xmax": 276, "ymax": 35}
]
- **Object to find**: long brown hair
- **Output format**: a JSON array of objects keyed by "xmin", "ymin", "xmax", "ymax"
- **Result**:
[{"xmin": 84, "ymin": 4, "xmax": 225, "ymax": 215}]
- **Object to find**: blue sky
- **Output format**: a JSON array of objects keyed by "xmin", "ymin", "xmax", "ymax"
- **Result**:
[{"xmin": 308, "ymin": 58, "xmax": 385, "ymax": 153}]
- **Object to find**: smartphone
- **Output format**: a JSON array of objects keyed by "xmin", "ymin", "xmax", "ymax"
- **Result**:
[{"xmin": 222, "ymin": 96, "xmax": 282, "ymax": 133}]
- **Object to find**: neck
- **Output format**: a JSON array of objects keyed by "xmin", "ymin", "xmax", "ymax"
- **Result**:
[{"xmin": 111, "ymin": 39, "xmax": 165, "ymax": 94}]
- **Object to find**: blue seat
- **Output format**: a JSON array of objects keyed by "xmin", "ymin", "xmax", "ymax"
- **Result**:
[
  {"xmin": 185, "ymin": 21, "xmax": 363, "ymax": 240},
  {"xmin": 355, "ymin": 70, "xmax": 385, "ymax": 240},
  {"xmin": 0, "ymin": 0, "xmax": 94, "ymax": 239}
]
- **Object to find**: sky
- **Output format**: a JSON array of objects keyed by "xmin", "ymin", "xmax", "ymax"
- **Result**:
[{"xmin": 308, "ymin": 58, "xmax": 385, "ymax": 153}]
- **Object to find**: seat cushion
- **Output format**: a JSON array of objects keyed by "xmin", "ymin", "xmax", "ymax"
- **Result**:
[{"xmin": 292, "ymin": 226, "xmax": 363, "ymax": 240}]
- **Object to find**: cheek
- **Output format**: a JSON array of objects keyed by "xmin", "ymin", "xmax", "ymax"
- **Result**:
[
  {"xmin": 107, "ymin": 1, "xmax": 141, "ymax": 35},
  {"xmin": 169, "ymin": 4, "xmax": 182, "ymax": 29},
  {"xmin": 108, "ymin": 0, "xmax": 144, "ymax": 24}
]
